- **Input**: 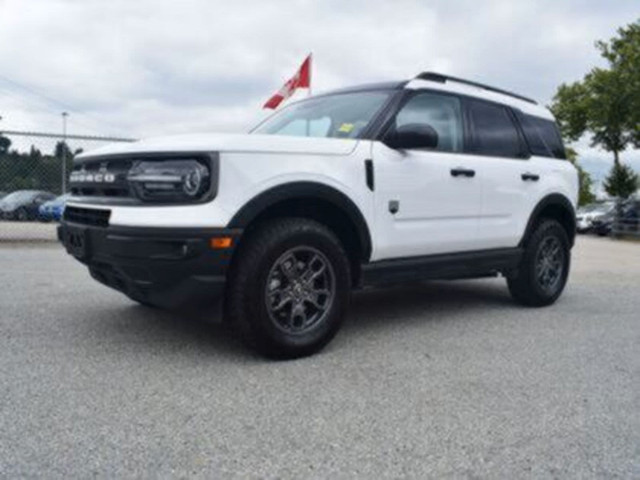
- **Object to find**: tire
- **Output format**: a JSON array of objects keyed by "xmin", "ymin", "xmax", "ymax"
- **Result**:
[
  {"xmin": 507, "ymin": 219, "xmax": 570, "ymax": 307},
  {"xmin": 16, "ymin": 208, "xmax": 28, "ymax": 222},
  {"xmin": 226, "ymin": 218, "xmax": 351, "ymax": 359}
]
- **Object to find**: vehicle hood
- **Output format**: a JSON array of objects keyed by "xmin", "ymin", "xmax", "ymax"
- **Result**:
[{"xmin": 77, "ymin": 133, "xmax": 360, "ymax": 160}]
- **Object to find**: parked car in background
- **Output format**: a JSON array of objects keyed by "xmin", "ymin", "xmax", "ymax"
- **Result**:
[
  {"xmin": 576, "ymin": 202, "xmax": 614, "ymax": 233},
  {"xmin": 615, "ymin": 201, "xmax": 640, "ymax": 235},
  {"xmin": 592, "ymin": 201, "xmax": 640, "ymax": 236},
  {"xmin": 0, "ymin": 190, "xmax": 56, "ymax": 221},
  {"xmin": 38, "ymin": 194, "xmax": 71, "ymax": 222}
]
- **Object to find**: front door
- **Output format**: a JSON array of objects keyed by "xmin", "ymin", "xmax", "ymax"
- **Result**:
[{"xmin": 371, "ymin": 91, "xmax": 483, "ymax": 261}]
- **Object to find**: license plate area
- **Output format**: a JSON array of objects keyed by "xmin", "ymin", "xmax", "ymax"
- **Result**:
[{"xmin": 64, "ymin": 226, "xmax": 89, "ymax": 259}]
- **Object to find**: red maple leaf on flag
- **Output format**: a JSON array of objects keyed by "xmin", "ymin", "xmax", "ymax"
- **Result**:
[{"xmin": 263, "ymin": 54, "xmax": 312, "ymax": 109}]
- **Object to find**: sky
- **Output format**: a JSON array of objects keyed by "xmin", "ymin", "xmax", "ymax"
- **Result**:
[{"xmin": 0, "ymin": 0, "xmax": 638, "ymax": 189}]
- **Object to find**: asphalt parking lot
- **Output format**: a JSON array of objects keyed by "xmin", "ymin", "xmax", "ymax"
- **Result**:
[{"xmin": 1, "ymin": 236, "xmax": 639, "ymax": 478}]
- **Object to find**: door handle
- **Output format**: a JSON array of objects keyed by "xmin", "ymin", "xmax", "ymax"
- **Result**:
[
  {"xmin": 521, "ymin": 172, "xmax": 540, "ymax": 182},
  {"xmin": 450, "ymin": 167, "xmax": 475, "ymax": 178}
]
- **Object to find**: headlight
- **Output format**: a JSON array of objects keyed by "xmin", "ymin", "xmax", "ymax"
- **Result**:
[{"xmin": 127, "ymin": 160, "xmax": 210, "ymax": 202}]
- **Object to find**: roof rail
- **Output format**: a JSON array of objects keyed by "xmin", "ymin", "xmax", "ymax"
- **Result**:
[{"xmin": 415, "ymin": 72, "xmax": 538, "ymax": 105}]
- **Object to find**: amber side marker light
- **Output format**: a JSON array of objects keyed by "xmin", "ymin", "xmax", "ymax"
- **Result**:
[{"xmin": 210, "ymin": 237, "xmax": 233, "ymax": 249}]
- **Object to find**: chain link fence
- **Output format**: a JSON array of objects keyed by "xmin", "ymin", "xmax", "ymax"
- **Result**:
[
  {"xmin": 0, "ymin": 130, "xmax": 134, "ymax": 242},
  {"xmin": 2, "ymin": 129, "xmax": 638, "ymax": 243}
]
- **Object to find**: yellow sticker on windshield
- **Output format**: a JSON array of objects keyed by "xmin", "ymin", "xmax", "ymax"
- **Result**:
[{"xmin": 338, "ymin": 123, "xmax": 355, "ymax": 133}]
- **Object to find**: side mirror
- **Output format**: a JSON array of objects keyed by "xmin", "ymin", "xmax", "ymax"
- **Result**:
[{"xmin": 384, "ymin": 124, "xmax": 439, "ymax": 150}]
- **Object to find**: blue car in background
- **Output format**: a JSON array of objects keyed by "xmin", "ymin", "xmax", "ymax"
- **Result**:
[{"xmin": 38, "ymin": 194, "xmax": 71, "ymax": 222}]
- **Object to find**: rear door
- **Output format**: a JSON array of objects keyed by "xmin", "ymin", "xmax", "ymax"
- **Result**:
[
  {"xmin": 371, "ymin": 91, "xmax": 484, "ymax": 260},
  {"xmin": 464, "ymin": 98, "xmax": 542, "ymax": 250}
]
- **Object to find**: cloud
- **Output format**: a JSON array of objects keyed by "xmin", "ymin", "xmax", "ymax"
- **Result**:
[{"xmin": 0, "ymin": 0, "xmax": 638, "ymax": 164}]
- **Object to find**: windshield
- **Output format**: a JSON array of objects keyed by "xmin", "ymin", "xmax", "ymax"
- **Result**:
[{"xmin": 252, "ymin": 91, "xmax": 392, "ymax": 139}]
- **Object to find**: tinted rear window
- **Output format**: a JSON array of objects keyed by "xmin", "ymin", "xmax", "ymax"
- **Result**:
[
  {"xmin": 467, "ymin": 100, "xmax": 523, "ymax": 158},
  {"xmin": 520, "ymin": 115, "xmax": 566, "ymax": 159}
]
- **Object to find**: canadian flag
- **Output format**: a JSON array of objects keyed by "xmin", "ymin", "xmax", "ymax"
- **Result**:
[{"xmin": 263, "ymin": 54, "xmax": 312, "ymax": 109}]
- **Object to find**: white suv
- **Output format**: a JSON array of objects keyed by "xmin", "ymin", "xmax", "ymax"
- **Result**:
[{"xmin": 59, "ymin": 72, "xmax": 578, "ymax": 358}]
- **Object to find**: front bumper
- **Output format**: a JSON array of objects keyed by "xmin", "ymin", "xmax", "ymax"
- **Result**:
[{"xmin": 58, "ymin": 222, "xmax": 242, "ymax": 308}]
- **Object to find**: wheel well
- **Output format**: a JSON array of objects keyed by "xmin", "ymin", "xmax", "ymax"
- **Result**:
[
  {"xmin": 233, "ymin": 197, "xmax": 367, "ymax": 287},
  {"xmin": 522, "ymin": 197, "xmax": 576, "ymax": 247}
]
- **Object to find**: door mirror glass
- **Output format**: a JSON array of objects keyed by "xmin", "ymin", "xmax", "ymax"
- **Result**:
[{"xmin": 384, "ymin": 123, "xmax": 439, "ymax": 150}]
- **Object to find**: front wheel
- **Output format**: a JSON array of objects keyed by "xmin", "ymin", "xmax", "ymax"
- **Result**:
[
  {"xmin": 508, "ymin": 219, "xmax": 570, "ymax": 307},
  {"xmin": 226, "ymin": 218, "xmax": 351, "ymax": 359},
  {"xmin": 16, "ymin": 208, "xmax": 28, "ymax": 221}
]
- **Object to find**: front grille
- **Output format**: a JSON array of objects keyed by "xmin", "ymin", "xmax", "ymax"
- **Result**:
[
  {"xmin": 70, "ymin": 159, "xmax": 133, "ymax": 198},
  {"xmin": 64, "ymin": 206, "xmax": 111, "ymax": 227},
  {"xmin": 68, "ymin": 153, "xmax": 218, "ymax": 205}
]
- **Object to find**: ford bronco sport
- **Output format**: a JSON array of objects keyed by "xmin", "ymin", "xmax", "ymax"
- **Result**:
[{"xmin": 59, "ymin": 72, "xmax": 578, "ymax": 358}]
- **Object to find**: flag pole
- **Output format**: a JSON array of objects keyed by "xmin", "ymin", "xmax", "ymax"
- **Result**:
[
  {"xmin": 306, "ymin": 53, "xmax": 312, "ymax": 137},
  {"xmin": 308, "ymin": 52, "xmax": 312, "ymax": 97}
]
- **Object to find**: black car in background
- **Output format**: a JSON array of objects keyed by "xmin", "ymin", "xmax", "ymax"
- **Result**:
[
  {"xmin": 0, "ymin": 190, "xmax": 56, "ymax": 221},
  {"xmin": 592, "ymin": 201, "xmax": 640, "ymax": 236}
]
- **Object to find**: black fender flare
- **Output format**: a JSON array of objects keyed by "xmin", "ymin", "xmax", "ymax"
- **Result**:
[
  {"xmin": 520, "ymin": 193, "xmax": 576, "ymax": 247},
  {"xmin": 227, "ymin": 181, "xmax": 372, "ymax": 260}
]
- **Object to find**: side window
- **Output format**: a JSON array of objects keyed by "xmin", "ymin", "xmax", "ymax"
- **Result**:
[
  {"xmin": 467, "ymin": 100, "xmax": 523, "ymax": 158},
  {"xmin": 526, "ymin": 115, "xmax": 566, "ymax": 159},
  {"xmin": 517, "ymin": 113, "xmax": 550, "ymax": 157},
  {"xmin": 394, "ymin": 93, "xmax": 464, "ymax": 152}
]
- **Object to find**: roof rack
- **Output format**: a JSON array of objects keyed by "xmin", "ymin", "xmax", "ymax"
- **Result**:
[{"xmin": 415, "ymin": 72, "xmax": 538, "ymax": 105}]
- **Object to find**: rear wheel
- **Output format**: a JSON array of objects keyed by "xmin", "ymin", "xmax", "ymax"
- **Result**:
[
  {"xmin": 226, "ymin": 218, "xmax": 351, "ymax": 359},
  {"xmin": 508, "ymin": 219, "xmax": 570, "ymax": 307}
]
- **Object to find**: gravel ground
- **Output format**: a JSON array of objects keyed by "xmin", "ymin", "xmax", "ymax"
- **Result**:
[{"xmin": 0, "ymin": 236, "xmax": 638, "ymax": 478}]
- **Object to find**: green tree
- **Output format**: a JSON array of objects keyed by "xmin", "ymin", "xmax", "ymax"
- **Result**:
[
  {"xmin": 596, "ymin": 19, "xmax": 640, "ymax": 147},
  {"xmin": 603, "ymin": 162, "xmax": 639, "ymax": 199},
  {"xmin": 566, "ymin": 148, "xmax": 596, "ymax": 206},
  {"xmin": 0, "ymin": 134, "xmax": 11, "ymax": 154},
  {"xmin": 0, "ymin": 140, "xmax": 75, "ymax": 195},
  {"xmin": 551, "ymin": 67, "xmax": 634, "ymax": 165},
  {"xmin": 551, "ymin": 18, "xmax": 640, "ymax": 199},
  {"xmin": 54, "ymin": 141, "xmax": 73, "ymax": 160}
]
